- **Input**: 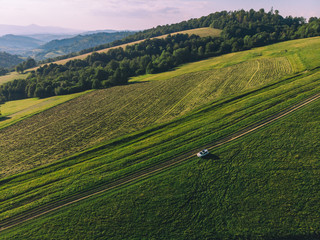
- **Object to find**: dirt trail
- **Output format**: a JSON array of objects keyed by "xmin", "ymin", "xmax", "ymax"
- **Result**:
[{"xmin": 1, "ymin": 92, "xmax": 320, "ymax": 232}]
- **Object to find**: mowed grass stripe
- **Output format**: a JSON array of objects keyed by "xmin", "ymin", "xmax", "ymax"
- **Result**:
[{"xmin": 7, "ymin": 79, "xmax": 172, "ymax": 171}]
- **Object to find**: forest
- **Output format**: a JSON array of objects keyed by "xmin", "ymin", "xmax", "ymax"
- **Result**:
[
  {"xmin": 0, "ymin": 51, "xmax": 23, "ymax": 69},
  {"xmin": 1, "ymin": 9, "xmax": 320, "ymax": 104}
]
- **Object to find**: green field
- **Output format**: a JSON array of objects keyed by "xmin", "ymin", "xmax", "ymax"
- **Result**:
[
  {"xmin": 132, "ymin": 36, "xmax": 320, "ymax": 83},
  {"xmin": 0, "ymin": 91, "xmax": 88, "ymax": 129},
  {"xmin": 1, "ymin": 36, "xmax": 320, "ymax": 239},
  {"xmin": 0, "ymin": 56, "xmax": 293, "ymax": 177},
  {"xmin": 163, "ymin": 27, "xmax": 222, "ymax": 38},
  {"xmin": 2, "ymin": 71, "xmax": 320, "ymax": 240},
  {"xmin": 0, "ymin": 72, "xmax": 29, "ymax": 85},
  {"xmin": 2, "ymin": 36, "xmax": 320, "ymax": 178},
  {"xmin": 1, "ymin": 67, "xmax": 320, "ymax": 223}
]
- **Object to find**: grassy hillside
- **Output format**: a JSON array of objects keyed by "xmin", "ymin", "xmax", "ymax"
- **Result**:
[
  {"xmin": 1, "ymin": 67, "xmax": 320, "ymax": 220},
  {"xmin": 1, "ymin": 36, "xmax": 320, "ymax": 236},
  {"xmin": 0, "ymin": 91, "xmax": 88, "ymax": 129},
  {"xmin": 0, "ymin": 56, "xmax": 293, "ymax": 177},
  {"xmin": 160, "ymin": 27, "xmax": 222, "ymax": 38},
  {"xmin": 132, "ymin": 36, "xmax": 320, "ymax": 83},
  {"xmin": 1, "ymin": 36, "xmax": 320, "ymax": 177},
  {"xmin": 2, "ymin": 35, "xmax": 317, "ymax": 123},
  {"xmin": 0, "ymin": 9, "xmax": 319, "ymax": 237},
  {"xmin": 0, "ymin": 72, "xmax": 28, "ymax": 85},
  {"xmin": 3, "ymin": 94, "xmax": 320, "ymax": 239}
]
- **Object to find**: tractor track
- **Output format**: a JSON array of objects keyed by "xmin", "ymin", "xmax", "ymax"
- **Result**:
[{"xmin": 1, "ymin": 92, "xmax": 320, "ymax": 232}]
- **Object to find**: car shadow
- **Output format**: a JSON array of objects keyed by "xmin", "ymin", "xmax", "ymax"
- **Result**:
[
  {"xmin": 200, "ymin": 153, "xmax": 220, "ymax": 160},
  {"xmin": 0, "ymin": 116, "xmax": 10, "ymax": 122}
]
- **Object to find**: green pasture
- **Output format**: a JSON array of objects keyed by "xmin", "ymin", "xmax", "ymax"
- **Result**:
[
  {"xmin": 0, "ymin": 91, "xmax": 88, "ymax": 129},
  {"xmin": 1, "ymin": 68, "xmax": 320, "ymax": 227},
  {"xmin": 0, "ymin": 56, "xmax": 292, "ymax": 177},
  {"xmin": 2, "ymin": 72, "xmax": 320, "ymax": 240},
  {"xmin": 0, "ymin": 37, "xmax": 320, "ymax": 239},
  {"xmin": 133, "ymin": 36, "xmax": 320, "ymax": 83},
  {"xmin": 0, "ymin": 72, "xmax": 29, "ymax": 85}
]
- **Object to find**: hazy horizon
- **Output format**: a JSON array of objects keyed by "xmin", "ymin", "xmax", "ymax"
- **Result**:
[{"xmin": 0, "ymin": 0, "xmax": 319, "ymax": 32}]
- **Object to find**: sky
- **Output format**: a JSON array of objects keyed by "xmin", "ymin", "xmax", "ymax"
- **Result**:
[{"xmin": 0, "ymin": 0, "xmax": 320, "ymax": 31}]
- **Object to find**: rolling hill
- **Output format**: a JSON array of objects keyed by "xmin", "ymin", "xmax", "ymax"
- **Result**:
[
  {"xmin": 0, "ymin": 56, "xmax": 293, "ymax": 177},
  {"xmin": 1, "ymin": 9, "xmax": 320, "ymax": 239},
  {"xmin": 0, "ymin": 27, "xmax": 220, "ymax": 90},
  {"xmin": 0, "ymin": 35, "xmax": 44, "ymax": 55},
  {"xmin": 0, "ymin": 35, "xmax": 320, "ymax": 239},
  {"xmin": 29, "ymin": 31, "xmax": 135, "ymax": 60},
  {"xmin": 37, "ymin": 27, "xmax": 221, "ymax": 66},
  {"xmin": 0, "ymin": 52, "xmax": 24, "ymax": 68},
  {"xmin": 4, "ymin": 92, "xmax": 320, "ymax": 239}
]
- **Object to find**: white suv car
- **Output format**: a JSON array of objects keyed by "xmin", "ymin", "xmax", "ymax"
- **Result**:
[{"xmin": 197, "ymin": 149, "xmax": 209, "ymax": 157}]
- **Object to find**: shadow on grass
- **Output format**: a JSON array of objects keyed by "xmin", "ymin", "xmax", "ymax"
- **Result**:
[
  {"xmin": 0, "ymin": 116, "xmax": 10, "ymax": 122},
  {"xmin": 199, "ymin": 153, "xmax": 220, "ymax": 161}
]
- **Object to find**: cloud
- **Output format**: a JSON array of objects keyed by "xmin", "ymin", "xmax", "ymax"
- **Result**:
[
  {"xmin": 87, "ymin": 0, "xmax": 215, "ymax": 29},
  {"xmin": 0, "ymin": 0, "xmax": 217, "ymax": 30}
]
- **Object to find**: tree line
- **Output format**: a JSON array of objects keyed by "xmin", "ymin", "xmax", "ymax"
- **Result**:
[
  {"xmin": 15, "ymin": 58, "xmax": 37, "ymax": 73},
  {"xmin": 0, "ymin": 67, "xmax": 9, "ymax": 76},
  {"xmin": 1, "ymin": 9, "xmax": 320, "ymax": 104},
  {"xmin": 39, "ymin": 8, "xmax": 316, "ymax": 65}
]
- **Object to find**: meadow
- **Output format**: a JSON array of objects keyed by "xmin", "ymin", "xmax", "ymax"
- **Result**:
[
  {"xmin": 2, "ymin": 35, "xmax": 319, "ymax": 178},
  {"xmin": 0, "ymin": 56, "xmax": 293, "ymax": 177},
  {"xmin": 0, "ymin": 37, "xmax": 320, "ymax": 236},
  {"xmin": 0, "ymin": 72, "xmax": 28, "ymax": 85},
  {"xmin": 1, "ymin": 66, "xmax": 320, "ymax": 225},
  {"xmin": 0, "ymin": 91, "xmax": 88, "ymax": 129},
  {"xmin": 2, "ymin": 71, "xmax": 320, "ymax": 240}
]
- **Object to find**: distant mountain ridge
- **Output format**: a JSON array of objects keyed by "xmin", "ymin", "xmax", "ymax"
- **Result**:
[
  {"xmin": 0, "ymin": 24, "xmax": 82, "ymax": 36},
  {"xmin": 0, "ymin": 24, "xmax": 134, "ymax": 60},
  {"xmin": 23, "ymin": 34, "xmax": 77, "ymax": 43},
  {"xmin": 30, "ymin": 31, "xmax": 135, "ymax": 60},
  {"xmin": 0, "ymin": 35, "xmax": 44, "ymax": 55}
]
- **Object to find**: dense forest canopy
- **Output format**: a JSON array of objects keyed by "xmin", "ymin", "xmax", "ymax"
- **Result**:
[
  {"xmin": 0, "ymin": 51, "xmax": 24, "ymax": 69},
  {"xmin": 40, "ymin": 8, "xmax": 312, "ymax": 64},
  {"xmin": 0, "ymin": 67, "xmax": 9, "ymax": 76},
  {"xmin": 1, "ymin": 9, "xmax": 320, "ymax": 104}
]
